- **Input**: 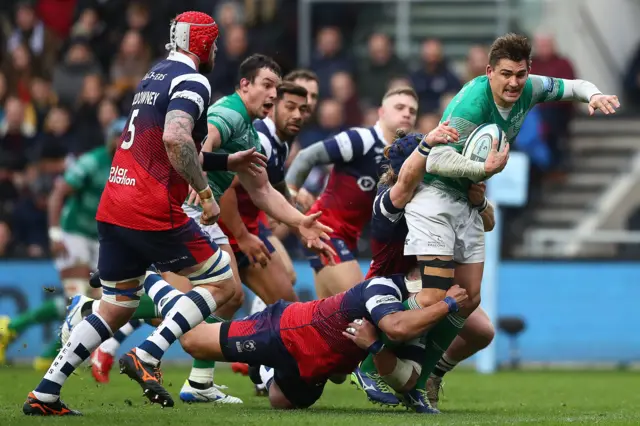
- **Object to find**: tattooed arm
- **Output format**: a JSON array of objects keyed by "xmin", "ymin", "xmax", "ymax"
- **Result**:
[{"xmin": 163, "ymin": 110, "xmax": 208, "ymax": 192}]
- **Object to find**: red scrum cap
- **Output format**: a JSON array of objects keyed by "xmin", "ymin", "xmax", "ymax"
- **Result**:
[{"xmin": 166, "ymin": 11, "xmax": 218, "ymax": 64}]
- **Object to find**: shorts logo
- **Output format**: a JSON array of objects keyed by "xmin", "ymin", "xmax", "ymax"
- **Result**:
[
  {"xmin": 109, "ymin": 166, "xmax": 136, "ymax": 186},
  {"xmin": 426, "ymin": 230, "xmax": 446, "ymax": 250},
  {"xmin": 236, "ymin": 340, "xmax": 256, "ymax": 352}
]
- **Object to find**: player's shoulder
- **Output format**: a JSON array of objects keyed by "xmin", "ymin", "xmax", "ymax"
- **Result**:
[
  {"xmin": 364, "ymin": 275, "xmax": 405, "ymax": 296},
  {"xmin": 337, "ymin": 125, "xmax": 382, "ymax": 153},
  {"xmin": 208, "ymin": 93, "xmax": 249, "ymax": 124}
]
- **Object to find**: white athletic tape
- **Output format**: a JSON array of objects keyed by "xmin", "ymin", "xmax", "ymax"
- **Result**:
[{"xmin": 382, "ymin": 358, "xmax": 416, "ymax": 391}]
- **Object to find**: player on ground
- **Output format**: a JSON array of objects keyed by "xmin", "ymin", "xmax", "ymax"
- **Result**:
[
  {"xmin": 285, "ymin": 87, "xmax": 418, "ymax": 298},
  {"xmin": 161, "ymin": 55, "xmax": 334, "ymax": 404},
  {"xmin": 21, "ymin": 12, "xmax": 298, "ymax": 415},
  {"xmin": 351, "ymin": 130, "xmax": 495, "ymax": 411},
  {"xmin": 402, "ymin": 33, "xmax": 620, "ymax": 399}
]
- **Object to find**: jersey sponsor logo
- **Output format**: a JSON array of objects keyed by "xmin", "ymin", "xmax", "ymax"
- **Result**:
[
  {"xmin": 372, "ymin": 295, "xmax": 399, "ymax": 306},
  {"xmin": 108, "ymin": 166, "xmax": 137, "ymax": 187},
  {"xmin": 143, "ymin": 71, "xmax": 166, "ymax": 81},
  {"xmin": 540, "ymin": 76, "xmax": 555, "ymax": 93},
  {"xmin": 357, "ymin": 176, "xmax": 376, "ymax": 192}
]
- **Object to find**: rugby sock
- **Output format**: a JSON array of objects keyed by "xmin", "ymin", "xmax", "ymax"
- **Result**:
[
  {"xmin": 259, "ymin": 365, "xmax": 275, "ymax": 390},
  {"xmin": 136, "ymin": 287, "xmax": 217, "ymax": 367},
  {"xmin": 359, "ymin": 298, "xmax": 418, "ymax": 375},
  {"xmin": 33, "ymin": 313, "xmax": 112, "ymax": 402},
  {"xmin": 9, "ymin": 297, "xmax": 66, "ymax": 333},
  {"xmin": 415, "ymin": 313, "xmax": 465, "ymax": 389},
  {"xmin": 39, "ymin": 338, "xmax": 62, "ymax": 359},
  {"xmin": 188, "ymin": 315, "xmax": 220, "ymax": 389},
  {"xmin": 99, "ymin": 319, "xmax": 143, "ymax": 356},
  {"xmin": 432, "ymin": 353, "xmax": 458, "ymax": 378}
]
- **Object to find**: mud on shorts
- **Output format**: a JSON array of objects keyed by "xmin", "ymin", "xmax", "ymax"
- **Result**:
[
  {"xmin": 219, "ymin": 300, "xmax": 325, "ymax": 408},
  {"xmin": 404, "ymin": 184, "xmax": 485, "ymax": 263}
]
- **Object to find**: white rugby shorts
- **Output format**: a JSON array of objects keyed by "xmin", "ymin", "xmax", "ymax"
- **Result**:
[
  {"xmin": 54, "ymin": 232, "xmax": 100, "ymax": 271},
  {"xmin": 182, "ymin": 203, "xmax": 230, "ymax": 246},
  {"xmin": 404, "ymin": 184, "xmax": 485, "ymax": 263}
]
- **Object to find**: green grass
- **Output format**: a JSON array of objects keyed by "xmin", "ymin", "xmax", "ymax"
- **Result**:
[{"xmin": 1, "ymin": 365, "xmax": 639, "ymax": 425}]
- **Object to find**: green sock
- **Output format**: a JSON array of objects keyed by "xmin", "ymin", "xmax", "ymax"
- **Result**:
[
  {"xmin": 39, "ymin": 338, "xmax": 62, "ymax": 359},
  {"xmin": 131, "ymin": 295, "xmax": 159, "ymax": 320},
  {"xmin": 8, "ymin": 297, "xmax": 66, "ymax": 334},
  {"xmin": 359, "ymin": 298, "xmax": 418, "ymax": 375},
  {"xmin": 188, "ymin": 315, "xmax": 221, "ymax": 387},
  {"xmin": 415, "ymin": 313, "xmax": 465, "ymax": 389}
]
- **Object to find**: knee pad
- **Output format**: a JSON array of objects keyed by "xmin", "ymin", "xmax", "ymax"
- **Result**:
[
  {"xmin": 62, "ymin": 278, "xmax": 90, "ymax": 298},
  {"xmin": 188, "ymin": 250, "xmax": 234, "ymax": 286},
  {"xmin": 418, "ymin": 258, "xmax": 455, "ymax": 290},
  {"xmin": 100, "ymin": 275, "xmax": 144, "ymax": 308}
]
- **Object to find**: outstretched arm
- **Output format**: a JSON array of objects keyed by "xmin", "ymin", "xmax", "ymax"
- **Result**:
[{"xmin": 285, "ymin": 142, "xmax": 332, "ymax": 191}]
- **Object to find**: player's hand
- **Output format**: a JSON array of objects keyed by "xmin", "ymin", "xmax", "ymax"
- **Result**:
[
  {"xmin": 199, "ymin": 187, "xmax": 220, "ymax": 225},
  {"xmin": 297, "ymin": 211, "xmax": 333, "ymax": 250},
  {"xmin": 237, "ymin": 233, "xmax": 271, "ymax": 268},
  {"xmin": 187, "ymin": 187, "xmax": 201, "ymax": 206},
  {"xmin": 228, "ymin": 147, "xmax": 268, "ymax": 177},
  {"xmin": 468, "ymin": 183, "xmax": 487, "ymax": 206},
  {"xmin": 342, "ymin": 318, "xmax": 378, "ymax": 350},
  {"xmin": 424, "ymin": 120, "xmax": 459, "ymax": 147},
  {"xmin": 295, "ymin": 187, "xmax": 316, "ymax": 213},
  {"xmin": 445, "ymin": 285, "xmax": 469, "ymax": 308},
  {"xmin": 588, "ymin": 94, "xmax": 620, "ymax": 116},
  {"xmin": 50, "ymin": 240, "xmax": 68, "ymax": 258},
  {"xmin": 306, "ymin": 240, "xmax": 337, "ymax": 267},
  {"xmin": 484, "ymin": 138, "xmax": 509, "ymax": 177}
]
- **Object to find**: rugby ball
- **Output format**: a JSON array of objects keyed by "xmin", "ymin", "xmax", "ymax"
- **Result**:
[{"xmin": 462, "ymin": 123, "xmax": 507, "ymax": 163}]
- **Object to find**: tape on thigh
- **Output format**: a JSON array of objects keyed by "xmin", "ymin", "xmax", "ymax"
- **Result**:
[
  {"xmin": 100, "ymin": 275, "xmax": 144, "ymax": 308},
  {"xmin": 418, "ymin": 258, "xmax": 455, "ymax": 290},
  {"xmin": 188, "ymin": 249, "xmax": 234, "ymax": 285}
]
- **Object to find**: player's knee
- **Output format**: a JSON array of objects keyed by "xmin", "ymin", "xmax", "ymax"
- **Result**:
[
  {"xmin": 226, "ymin": 285, "xmax": 244, "ymax": 313},
  {"xmin": 288, "ymin": 268, "xmax": 297, "ymax": 286},
  {"xmin": 180, "ymin": 331, "xmax": 206, "ymax": 359},
  {"xmin": 188, "ymin": 250, "xmax": 234, "ymax": 286},
  {"xmin": 100, "ymin": 276, "xmax": 144, "ymax": 309},
  {"xmin": 268, "ymin": 383, "xmax": 296, "ymax": 410},
  {"xmin": 418, "ymin": 257, "xmax": 455, "ymax": 291},
  {"xmin": 472, "ymin": 318, "xmax": 495, "ymax": 350}
]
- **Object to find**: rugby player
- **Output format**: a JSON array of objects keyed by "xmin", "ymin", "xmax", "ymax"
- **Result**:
[
  {"xmin": 0, "ymin": 120, "xmax": 137, "ymax": 370},
  {"xmin": 403, "ymin": 33, "xmax": 619, "ymax": 398},
  {"xmin": 352, "ymin": 130, "xmax": 495, "ymax": 411},
  {"xmin": 22, "ymin": 12, "xmax": 327, "ymax": 415},
  {"xmin": 169, "ymin": 57, "xmax": 333, "ymax": 404},
  {"xmin": 285, "ymin": 86, "xmax": 418, "ymax": 298}
]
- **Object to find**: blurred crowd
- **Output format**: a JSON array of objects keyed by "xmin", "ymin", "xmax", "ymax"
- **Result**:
[{"xmin": 0, "ymin": 0, "xmax": 580, "ymax": 259}]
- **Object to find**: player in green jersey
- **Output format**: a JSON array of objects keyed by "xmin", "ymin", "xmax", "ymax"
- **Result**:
[
  {"xmin": 165, "ymin": 54, "xmax": 334, "ymax": 404},
  {"xmin": 402, "ymin": 33, "xmax": 620, "ymax": 411}
]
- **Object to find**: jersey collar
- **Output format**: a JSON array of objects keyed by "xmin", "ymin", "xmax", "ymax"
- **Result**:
[
  {"xmin": 167, "ymin": 51, "xmax": 197, "ymax": 70},
  {"xmin": 263, "ymin": 117, "xmax": 284, "ymax": 145},
  {"xmin": 373, "ymin": 121, "xmax": 390, "ymax": 145}
]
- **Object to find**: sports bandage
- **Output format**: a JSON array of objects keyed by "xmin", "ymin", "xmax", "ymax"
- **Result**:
[
  {"xmin": 418, "ymin": 258, "xmax": 455, "ymax": 290},
  {"xmin": 188, "ymin": 249, "xmax": 233, "ymax": 285},
  {"xmin": 381, "ymin": 358, "xmax": 418, "ymax": 391},
  {"xmin": 100, "ymin": 276, "xmax": 144, "ymax": 308},
  {"xmin": 62, "ymin": 278, "xmax": 90, "ymax": 298},
  {"xmin": 404, "ymin": 276, "xmax": 422, "ymax": 294},
  {"xmin": 426, "ymin": 146, "xmax": 486, "ymax": 181}
]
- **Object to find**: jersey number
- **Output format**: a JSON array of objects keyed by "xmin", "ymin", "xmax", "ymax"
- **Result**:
[{"xmin": 121, "ymin": 108, "xmax": 140, "ymax": 150}]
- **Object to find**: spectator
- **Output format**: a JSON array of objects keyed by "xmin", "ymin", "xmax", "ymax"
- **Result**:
[
  {"xmin": 97, "ymin": 98, "xmax": 122, "ymax": 142},
  {"xmin": 0, "ymin": 154, "xmax": 19, "ymax": 219},
  {"xmin": 410, "ymin": 39, "xmax": 461, "ymax": 114},
  {"xmin": 530, "ymin": 33, "xmax": 576, "ymax": 172},
  {"xmin": 356, "ymin": 33, "xmax": 407, "ymax": 108},
  {"xmin": 7, "ymin": 1, "xmax": 61, "ymax": 71},
  {"xmin": 0, "ymin": 97, "xmax": 36, "ymax": 170},
  {"xmin": 417, "ymin": 113, "xmax": 439, "ymax": 134},
  {"xmin": 310, "ymin": 27, "xmax": 353, "ymax": 99},
  {"xmin": 11, "ymin": 173, "xmax": 51, "ymax": 258},
  {"xmin": 210, "ymin": 24, "xmax": 250, "ymax": 99},
  {"xmin": 70, "ymin": 7, "xmax": 112, "ymax": 72},
  {"xmin": 362, "ymin": 107, "xmax": 378, "ymax": 127},
  {"xmin": 29, "ymin": 74, "xmax": 57, "ymax": 134},
  {"xmin": 4, "ymin": 43, "xmax": 37, "ymax": 104},
  {"xmin": 466, "ymin": 44, "xmax": 488, "ymax": 82},
  {"xmin": 35, "ymin": 106, "xmax": 74, "ymax": 160},
  {"xmin": 73, "ymin": 73, "xmax": 105, "ymax": 155},
  {"xmin": 52, "ymin": 38, "xmax": 102, "ymax": 107},
  {"xmin": 108, "ymin": 30, "xmax": 151, "ymax": 100},
  {"xmin": 330, "ymin": 71, "xmax": 362, "ymax": 127}
]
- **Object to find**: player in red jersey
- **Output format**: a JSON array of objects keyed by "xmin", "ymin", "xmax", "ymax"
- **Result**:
[
  {"xmin": 354, "ymin": 129, "xmax": 496, "ymax": 410},
  {"xmin": 22, "ymin": 12, "xmax": 329, "ymax": 416},
  {"xmin": 285, "ymin": 86, "xmax": 418, "ymax": 298}
]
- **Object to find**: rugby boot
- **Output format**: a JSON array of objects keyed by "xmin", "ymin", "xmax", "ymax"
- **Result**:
[
  {"xmin": 179, "ymin": 380, "xmax": 243, "ymax": 403},
  {"xmin": 426, "ymin": 374, "xmax": 444, "ymax": 409},
  {"xmin": 350, "ymin": 366, "xmax": 400, "ymax": 406},
  {"xmin": 400, "ymin": 388, "xmax": 440, "ymax": 414},
  {"xmin": 23, "ymin": 392, "xmax": 82, "ymax": 416},
  {"xmin": 119, "ymin": 349, "xmax": 174, "ymax": 407}
]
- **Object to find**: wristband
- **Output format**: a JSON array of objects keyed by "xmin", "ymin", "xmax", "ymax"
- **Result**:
[
  {"xmin": 198, "ymin": 186, "xmax": 214, "ymax": 202},
  {"xmin": 443, "ymin": 296, "xmax": 459, "ymax": 313},
  {"xmin": 417, "ymin": 137, "xmax": 431, "ymax": 157},
  {"xmin": 202, "ymin": 152, "xmax": 229, "ymax": 171},
  {"xmin": 288, "ymin": 185, "xmax": 298, "ymax": 198},
  {"xmin": 367, "ymin": 340, "xmax": 385, "ymax": 355},
  {"xmin": 473, "ymin": 198, "xmax": 489, "ymax": 214},
  {"xmin": 48, "ymin": 226, "xmax": 63, "ymax": 243}
]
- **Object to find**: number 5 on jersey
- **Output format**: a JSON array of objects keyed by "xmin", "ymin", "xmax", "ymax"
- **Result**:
[{"xmin": 121, "ymin": 108, "xmax": 140, "ymax": 150}]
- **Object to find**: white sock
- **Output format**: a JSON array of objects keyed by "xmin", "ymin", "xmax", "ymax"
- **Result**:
[
  {"xmin": 259, "ymin": 365, "xmax": 275, "ymax": 389},
  {"xmin": 33, "ymin": 313, "xmax": 112, "ymax": 402},
  {"xmin": 188, "ymin": 367, "xmax": 214, "ymax": 387},
  {"xmin": 433, "ymin": 353, "xmax": 459, "ymax": 377}
]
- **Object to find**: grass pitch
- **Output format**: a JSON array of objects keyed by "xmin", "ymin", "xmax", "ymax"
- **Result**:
[{"xmin": 0, "ymin": 365, "xmax": 638, "ymax": 425}]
